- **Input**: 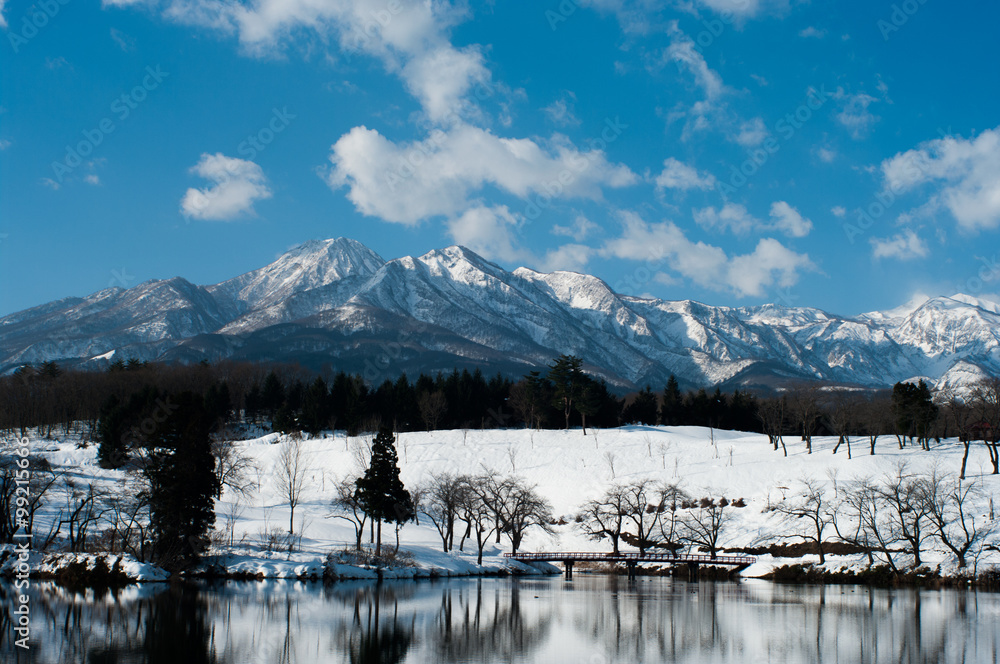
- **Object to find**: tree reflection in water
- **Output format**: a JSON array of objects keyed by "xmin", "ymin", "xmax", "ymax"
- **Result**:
[{"xmin": 4, "ymin": 577, "xmax": 1000, "ymax": 663}]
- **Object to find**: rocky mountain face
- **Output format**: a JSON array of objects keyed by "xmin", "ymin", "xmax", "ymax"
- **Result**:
[{"xmin": 2, "ymin": 237, "xmax": 998, "ymax": 391}]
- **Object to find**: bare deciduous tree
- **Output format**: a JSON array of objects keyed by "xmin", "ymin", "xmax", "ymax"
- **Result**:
[
  {"xmin": 923, "ymin": 468, "xmax": 996, "ymax": 570},
  {"xmin": 771, "ymin": 478, "xmax": 835, "ymax": 563},
  {"xmin": 275, "ymin": 437, "xmax": 309, "ymax": 539},
  {"xmin": 329, "ymin": 476, "xmax": 367, "ymax": 550},
  {"xmin": 680, "ymin": 495, "xmax": 733, "ymax": 559}
]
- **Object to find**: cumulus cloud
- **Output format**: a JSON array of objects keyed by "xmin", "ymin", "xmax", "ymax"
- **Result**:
[
  {"xmin": 870, "ymin": 230, "xmax": 929, "ymax": 260},
  {"xmin": 733, "ymin": 117, "xmax": 768, "ymax": 147},
  {"xmin": 799, "ymin": 26, "xmax": 825, "ymax": 38},
  {"xmin": 0, "ymin": 0, "xmax": 6, "ymax": 29},
  {"xmin": 880, "ymin": 126, "xmax": 1000, "ymax": 232},
  {"xmin": 552, "ymin": 216, "xmax": 600, "ymax": 241},
  {"xmin": 126, "ymin": 0, "xmax": 491, "ymax": 123},
  {"xmin": 693, "ymin": 201, "xmax": 813, "ymax": 238},
  {"xmin": 325, "ymin": 123, "xmax": 637, "ymax": 225},
  {"xmin": 541, "ymin": 243, "xmax": 595, "ymax": 272},
  {"xmin": 601, "ymin": 211, "xmax": 816, "ymax": 297},
  {"xmin": 655, "ymin": 157, "xmax": 716, "ymax": 192},
  {"xmin": 180, "ymin": 153, "xmax": 272, "ymax": 220},
  {"xmin": 446, "ymin": 205, "xmax": 528, "ymax": 263},
  {"xmin": 768, "ymin": 201, "xmax": 813, "ymax": 238}
]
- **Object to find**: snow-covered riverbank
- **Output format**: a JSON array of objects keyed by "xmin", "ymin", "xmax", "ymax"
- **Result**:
[{"xmin": 6, "ymin": 425, "xmax": 999, "ymax": 582}]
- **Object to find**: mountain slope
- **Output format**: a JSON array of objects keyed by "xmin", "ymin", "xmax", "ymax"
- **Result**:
[{"xmin": 1, "ymin": 239, "xmax": 998, "ymax": 390}]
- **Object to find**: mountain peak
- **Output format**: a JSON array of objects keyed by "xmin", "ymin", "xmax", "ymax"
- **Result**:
[{"xmin": 212, "ymin": 237, "xmax": 385, "ymax": 308}]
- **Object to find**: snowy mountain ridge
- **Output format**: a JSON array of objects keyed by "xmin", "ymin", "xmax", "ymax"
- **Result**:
[{"xmin": 1, "ymin": 237, "xmax": 998, "ymax": 391}]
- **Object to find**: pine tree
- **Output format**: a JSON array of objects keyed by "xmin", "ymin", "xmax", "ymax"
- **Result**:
[
  {"xmin": 354, "ymin": 428, "xmax": 414, "ymax": 556},
  {"xmin": 660, "ymin": 375, "xmax": 683, "ymax": 425},
  {"xmin": 145, "ymin": 392, "xmax": 220, "ymax": 569},
  {"xmin": 548, "ymin": 355, "xmax": 584, "ymax": 429}
]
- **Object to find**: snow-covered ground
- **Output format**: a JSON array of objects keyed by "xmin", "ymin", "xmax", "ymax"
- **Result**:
[{"xmin": 6, "ymin": 425, "xmax": 1000, "ymax": 581}]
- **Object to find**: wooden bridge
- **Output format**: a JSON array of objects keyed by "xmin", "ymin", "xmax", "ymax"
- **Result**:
[{"xmin": 504, "ymin": 551, "xmax": 757, "ymax": 581}]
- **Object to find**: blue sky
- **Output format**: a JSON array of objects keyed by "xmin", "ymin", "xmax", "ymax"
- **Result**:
[{"xmin": 1, "ymin": 0, "xmax": 999, "ymax": 318}]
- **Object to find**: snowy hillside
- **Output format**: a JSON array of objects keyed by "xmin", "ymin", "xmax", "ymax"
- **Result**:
[
  {"xmin": 11, "ymin": 425, "xmax": 1000, "ymax": 580},
  {"xmin": 1, "ymin": 238, "xmax": 999, "ymax": 390}
]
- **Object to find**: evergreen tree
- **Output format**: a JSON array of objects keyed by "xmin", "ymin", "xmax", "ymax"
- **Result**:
[
  {"xmin": 623, "ymin": 385, "xmax": 658, "ymax": 425},
  {"xmin": 144, "ymin": 392, "xmax": 220, "ymax": 569},
  {"xmin": 548, "ymin": 355, "xmax": 585, "ymax": 429},
  {"xmin": 354, "ymin": 428, "xmax": 414, "ymax": 556},
  {"xmin": 300, "ymin": 376, "xmax": 330, "ymax": 435},
  {"xmin": 660, "ymin": 375, "xmax": 683, "ymax": 426},
  {"xmin": 261, "ymin": 371, "xmax": 285, "ymax": 417}
]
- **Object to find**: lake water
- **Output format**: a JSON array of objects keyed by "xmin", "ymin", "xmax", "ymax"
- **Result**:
[{"xmin": 3, "ymin": 575, "xmax": 999, "ymax": 663}]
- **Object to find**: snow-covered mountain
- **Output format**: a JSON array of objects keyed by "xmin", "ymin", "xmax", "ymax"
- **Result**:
[{"xmin": 2, "ymin": 237, "xmax": 998, "ymax": 390}]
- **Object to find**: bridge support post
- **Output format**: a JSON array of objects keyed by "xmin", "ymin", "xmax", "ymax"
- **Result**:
[
  {"xmin": 564, "ymin": 560, "xmax": 573, "ymax": 579},
  {"xmin": 687, "ymin": 562, "xmax": 699, "ymax": 582},
  {"xmin": 626, "ymin": 561, "xmax": 637, "ymax": 581}
]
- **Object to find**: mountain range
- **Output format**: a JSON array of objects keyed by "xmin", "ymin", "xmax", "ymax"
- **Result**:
[{"xmin": 2, "ymin": 237, "xmax": 998, "ymax": 392}]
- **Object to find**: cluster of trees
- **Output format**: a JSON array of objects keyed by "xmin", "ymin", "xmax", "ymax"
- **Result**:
[
  {"xmin": 577, "ymin": 479, "xmax": 746, "ymax": 559},
  {"xmin": 331, "ymin": 440, "xmax": 554, "ymax": 565},
  {"xmin": 0, "ymin": 388, "xmax": 222, "ymax": 570},
  {"xmin": 575, "ymin": 464, "xmax": 996, "ymax": 572},
  {"xmin": 773, "ymin": 465, "xmax": 997, "ymax": 571}
]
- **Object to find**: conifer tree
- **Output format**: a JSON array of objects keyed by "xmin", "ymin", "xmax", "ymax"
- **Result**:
[{"xmin": 354, "ymin": 428, "xmax": 414, "ymax": 556}]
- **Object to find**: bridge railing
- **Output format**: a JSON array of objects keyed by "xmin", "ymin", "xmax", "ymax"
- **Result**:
[{"xmin": 503, "ymin": 551, "xmax": 756, "ymax": 566}]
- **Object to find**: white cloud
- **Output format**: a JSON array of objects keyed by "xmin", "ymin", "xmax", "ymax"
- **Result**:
[
  {"xmin": 0, "ymin": 0, "xmax": 6, "ymax": 29},
  {"xmin": 326, "ymin": 123, "xmax": 637, "ymax": 225},
  {"xmin": 798, "ymin": 26, "xmax": 825, "ymax": 38},
  {"xmin": 601, "ymin": 211, "xmax": 815, "ymax": 297},
  {"xmin": 541, "ymin": 243, "xmax": 595, "ymax": 272},
  {"xmin": 552, "ymin": 216, "xmax": 599, "ymax": 241},
  {"xmin": 655, "ymin": 157, "xmax": 716, "ymax": 191},
  {"xmin": 733, "ymin": 117, "xmax": 768, "ymax": 147},
  {"xmin": 880, "ymin": 127, "xmax": 1000, "ymax": 232},
  {"xmin": 128, "ymin": 0, "xmax": 491, "ymax": 124},
  {"xmin": 0, "ymin": 139, "xmax": 11, "ymax": 150},
  {"xmin": 84, "ymin": 174, "xmax": 101, "ymax": 186},
  {"xmin": 665, "ymin": 21, "xmax": 726, "ymax": 101},
  {"xmin": 40, "ymin": 178, "xmax": 60, "ymax": 191},
  {"xmin": 768, "ymin": 201, "xmax": 813, "ymax": 238},
  {"xmin": 870, "ymin": 230, "xmax": 929, "ymax": 260},
  {"xmin": 831, "ymin": 206, "xmax": 847, "ymax": 218},
  {"xmin": 446, "ymin": 205, "xmax": 527, "ymax": 263},
  {"xmin": 834, "ymin": 89, "xmax": 880, "ymax": 139},
  {"xmin": 693, "ymin": 201, "xmax": 812, "ymax": 238},
  {"xmin": 180, "ymin": 153, "xmax": 272, "ymax": 220},
  {"xmin": 543, "ymin": 92, "xmax": 581, "ymax": 127},
  {"xmin": 816, "ymin": 146, "xmax": 837, "ymax": 163},
  {"xmin": 693, "ymin": 0, "xmax": 790, "ymax": 19},
  {"xmin": 694, "ymin": 203, "xmax": 758, "ymax": 235}
]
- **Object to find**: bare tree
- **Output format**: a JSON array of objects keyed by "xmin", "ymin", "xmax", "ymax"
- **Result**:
[
  {"xmin": 458, "ymin": 475, "xmax": 496, "ymax": 565},
  {"xmin": 879, "ymin": 463, "xmax": 931, "ymax": 569},
  {"xmin": 771, "ymin": 478, "xmax": 835, "ymax": 563},
  {"xmin": 787, "ymin": 387, "xmax": 821, "ymax": 454},
  {"xmin": 970, "ymin": 377, "xmax": 1000, "ymax": 474},
  {"xmin": 497, "ymin": 478, "xmax": 554, "ymax": 554},
  {"xmin": 212, "ymin": 438, "xmax": 259, "ymax": 500},
  {"xmin": 275, "ymin": 437, "xmax": 309, "ymax": 538},
  {"xmin": 579, "ymin": 484, "xmax": 629, "ymax": 554},
  {"xmin": 417, "ymin": 391, "xmax": 447, "ymax": 431},
  {"xmin": 329, "ymin": 476, "xmax": 367, "ymax": 550},
  {"xmin": 828, "ymin": 394, "xmax": 857, "ymax": 459},
  {"xmin": 834, "ymin": 476, "xmax": 900, "ymax": 572},
  {"xmin": 757, "ymin": 397, "xmax": 787, "ymax": 456},
  {"xmin": 657, "ymin": 482, "xmax": 687, "ymax": 552},
  {"xmin": 940, "ymin": 391, "xmax": 976, "ymax": 478},
  {"xmin": 620, "ymin": 479, "xmax": 665, "ymax": 555},
  {"xmin": 418, "ymin": 472, "xmax": 469, "ymax": 552},
  {"xmin": 680, "ymin": 495, "xmax": 733, "ymax": 559},
  {"xmin": 923, "ymin": 468, "xmax": 996, "ymax": 570}
]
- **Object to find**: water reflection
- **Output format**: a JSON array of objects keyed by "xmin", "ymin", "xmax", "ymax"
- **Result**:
[{"xmin": 3, "ymin": 577, "xmax": 999, "ymax": 663}]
